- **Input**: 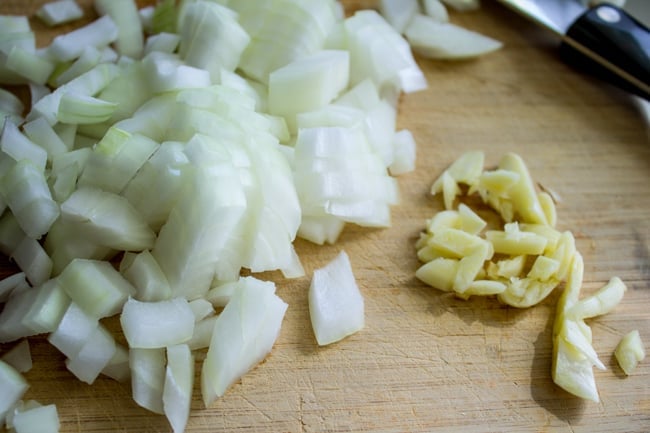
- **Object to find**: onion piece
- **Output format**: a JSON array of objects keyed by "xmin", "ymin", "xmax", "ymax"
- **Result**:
[
  {"xmin": 0, "ymin": 88, "xmax": 24, "ymax": 124},
  {"xmin": 1, "ymin": 118, "xmax": 48, "ymax": 171},
  {"xmin": 21, "ymin": 278, "xmax": 70, "ymax": 335},
  {"xmin": 120, "ymin": 297, "xmax": 195, "ymax": 349},
  {"xmin": 95, "ymin": 0, "xmax": 144, "ymax": 59},
  {"xmin": 65, "ymin": 323, "xmax": 116, "ymax": 384},
  {"xmin": 405, "ymin": 14, "xmax": 502, "ymax": 60},
  {"xmin": 36, "ymin": 0, "xmax": 83, "ymax": 27},
  {"xmin": 151, "ymin": 148, "xmax": 247, "ymax": 299},
  {"xmin": 345, "ymin": 10, "xmax": 427, "ymax": 94},
  {"xmin": 56, "ymin": 92, "xmax": 118, "ymax": 125},
  {"xmin": 268, "ymin": 50, "xmax": 350, "ymax": 132},
  {"xmin": 0, "ymin": 160, "xmax": 59, "ymax": 240},
  {"xmin": 144, "ymin": 32, "xmax": 181, "ymax": 56},
  {"xmin": 101, "ymin": 344, "xmax": 130, "ymax": 382},
  {"xmin": 0, "ymin": 360, "xmax": 29, "ymax": 425},
  {"xmin": 129, "ymin": 347, "xmax": 165, "ymax": 414},
  {"xmin": 379, "ymin": 0, "xmax": 420, "ymax": 33},
  {"xmin": 422, "ymin": 0, "xmax": 449, "ymax": 22},
  {"xmin": 389, "ymin": 129, "xmax": 417, "ymax": 175},
  {"xmin": 47, "ymin": 302, "xmax": 99, "ymax": 358},
  {"xmin": 178, "ymin": 1, "xmax": 250, "ymax": 81},
  {"xmin": 11, "ymin": 402, "xmax": 59, "ymax": 433},
  {"xmin": 77, "ymin": 127, "xmax": 159, "ymax": 194},
  {"xmin": 11, "ymin": 236, "xmax": 52, "ymax": 287},
  {"xmin": 0, "ymin": 272, "xmax": 26, "ymax": 303},
  {"xmin": 60, "ymin": 187, "xmax": 156, "ymax": 252},
  {"xmin": 4, "ymin": 46, "xmax": 54, "ymax": 85},
  {"xmin": 22, "ymin": 117, "xmax": 69, "ymax": 160},
  {"xmin": 163, "ymin": 344, "xmax": 194, "ymax": 433},
  {"xmin": 47, "ymin": 15, "xmax": 119, "ymax": 62},
  {"xmin": 58, "ymin": 259, "xmax": 136, "ymax": 319},
  {"xmin": 53, "ymin": 46, "xmax": 103, "ymax": 87},
  {"xmin": 309, "ymin": 250, "xmax": 364, "ymax": 346},
  {"xmin": 201, "ymin": 276, "xmax": 287, "ymax": 406},
  {"xmin": 119, "ymin": 251, "xmax": 172, "ymax": 302}
]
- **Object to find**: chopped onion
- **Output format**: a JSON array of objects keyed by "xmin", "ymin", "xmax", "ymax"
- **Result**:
[
  {"xmin": 404, "ymin": 14, "xmax": 502, "ymax": 60},
  {"xmin": 95, "ymin": 0, "xmax": 144, "ymax": 59},
  {"xmin": 65, "ymin": 323, "xmax": 116, "ymax": 384},
  {"xmin": 11, "ymin": 236, "xmax": 53, "ymax": 287},
  {"xmin": 269, "ymin": 50, "xmax": 350, "ymax": 132},
  {"xmin": 11, "ymin": 402, "xmax": 59, "ymax": 433},
  {"xmin": 119, "ymin": 250, "xmax": 172, "ymax": 302},
  {"xmin": 0, "ymin": 159, "xmax": 59, "ymax": 239},
  {"xmin": 379, "ymin": 0, "xmax": 420, "ymax": 33},
  {"xmin": 47, "ymin": 15, "xmax": 119, "ymax": 62},
  {"xmin": 1, "ymin": 118, "xmax": 48, "ymax": 171},
  {"xmin": 4, "ymin": 46, "xmax": 54, "ymax": 85},
  {"xmin": 0, "ymin": 272, "xmax": 26, "ymax": 303},
  {"xmin": 22, "ymin": 117, "xmax": 69, "ymax": 159},
  {"xmin": 60, "ymin": 187, "xmax": 156, "ymax": 252},
  {"xmin": 0, "ymin": 0, "xmax": 514, "ymax": 429},
  {"xmin": 120, "ymin": 297, "xmax": 195, "ymax": 349},
  {"xmin": 129, "ymin": 347, "xmax": 165, "ymax": 414},
  {"xmin": 101, "ymin": 344, "xmax": 130, "ymax": 382},
  {"xmin": 309, "ymin": 250, "xmax": 364, "ymax": 346},
  {"xmin": 178, "ymin": 1, "xmax": 250, "ymax": 81},
  {"xmin": 163, "ymin": 344, "xmax": 194, "ymax": 433},
  {"xmin": 36, "ymin": 0, "xmax": 83, "ymax": 27},
  {"xmin": 0, "ymin": 360, "xmax": 29, "ymax": 425},
  {"xmin": 58, "ymin": 258, "xmax": 135, "ymax": 319},
  {"xmin": 201, "ymin": 276, "xmax": 287, "ymax": 406},
  {"xmin": 422, "ymin": 0, "xmax": 449, "ymax": 22}
]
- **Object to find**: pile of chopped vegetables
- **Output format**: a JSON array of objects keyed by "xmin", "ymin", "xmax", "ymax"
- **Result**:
[{"xmin": 0, "ymin": 0, "xmax": 507, "ymax": 431}]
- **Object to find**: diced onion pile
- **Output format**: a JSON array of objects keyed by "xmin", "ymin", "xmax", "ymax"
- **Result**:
[
  {"xmin": 417, "ymin": 151, "xmax": 644, "ymax": 402},
  {"xmin": 0, "ymin": 0, "xmax": 507, "ymax": 432}
]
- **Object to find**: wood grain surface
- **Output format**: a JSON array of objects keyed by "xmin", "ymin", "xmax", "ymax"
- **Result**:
[{"xmin": 1, "ymin": 1, "xmax": 649, "ymax": 432}]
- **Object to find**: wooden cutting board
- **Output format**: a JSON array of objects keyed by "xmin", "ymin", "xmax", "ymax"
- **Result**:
[{"xmin": 1, "ymin": 1, "xmax": 649, "ymax": 432}]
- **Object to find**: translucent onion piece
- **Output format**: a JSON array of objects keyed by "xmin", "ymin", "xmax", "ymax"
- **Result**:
[
  {"xmin": 78, "ymin": 127, "xmax": 159, "ymax": 194},
  {"xmin": 65, "ymin": 323, "xmax": 116, "ymax": 384},
  {"xmin": 269, "ymin": 50, "xmax": 350, "ymax": 132},
  {"xmin": 47, "ymin": 15, "xmax": 118, "ymax": 62},
  {"xmin": 101, "ymin": 344, "xmax": 130, "ymax": 382},
  {"xmin": 95, "ymin": 0, "xmax": 144, "ymax": 59},
  {"xmin": 309, "ymin": 250, "xmax": 364, "ymax": 345},
  {"xmin": 36, "ymin": 0, "xmax": 83, "ymax": 27},
  {"xmin": 12, "ymin": 403, "xmax": 59, "ymax": 433},
  {"xmin": 179, "ymin": 1, "xmax": 250, "ymax": 81},
  {"xmin": 0, "ymin": 360, "xmax": 29, "ymax": 425},
  {"xmin": 119, "ymin": 251, "xmax": 172, "ymax": 302},
  {"xmin": 379, "ymin": 0, "xmax": 420, "ymax": 33},
  {"xmin": 120, "ymin": 297, "xmax": 195, "ymax": 349},
  {"xmin": 129, "ymin": 347, "xmax": 165, "ymax": 414},
  {"xmin": 58, "ymin": 258, "xmax": 136, "ymax": 319},
  {"xmin": 163, "ymin": 344, "xmax": 194, "ymax": 433},
  {"xmin": 201, "ymin": 276, "xmax": 287, "ymax": 406},
  {"xmin": 60, "ymin": 187, "xmax": 156, "ymax": 252},
  {"xmin": 11, "ymin": 236, "xmax": 53, "ymax": 287}
]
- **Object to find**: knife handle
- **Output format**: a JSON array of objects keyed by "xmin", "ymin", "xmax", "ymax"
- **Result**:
[{"xmin": 558, "ymin": 4, "xmax": 650, "ymax": 100}]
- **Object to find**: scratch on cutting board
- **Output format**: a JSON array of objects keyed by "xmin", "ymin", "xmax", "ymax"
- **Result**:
[
  {"xmin": 240, "ymin": 394, "xmax": 273, "ymax": 422},
  {"xmin": 633, "ymin": 228, "xmax": 650, "ymax": 281}
]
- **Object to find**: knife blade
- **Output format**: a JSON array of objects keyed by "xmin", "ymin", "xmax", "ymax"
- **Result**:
[{"xmin": 497, "ymin": 0, "xmax": 650, "ymax": 100}]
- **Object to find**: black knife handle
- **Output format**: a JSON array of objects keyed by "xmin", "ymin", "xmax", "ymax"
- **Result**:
[{"xmin": 558, "ymin": 4, "xmax": 650, "ymax": 100}]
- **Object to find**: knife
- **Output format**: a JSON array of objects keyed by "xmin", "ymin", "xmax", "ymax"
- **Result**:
[{"xmin": 496, "ymin": 0, "xmax": 650, "ymax": 100}]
